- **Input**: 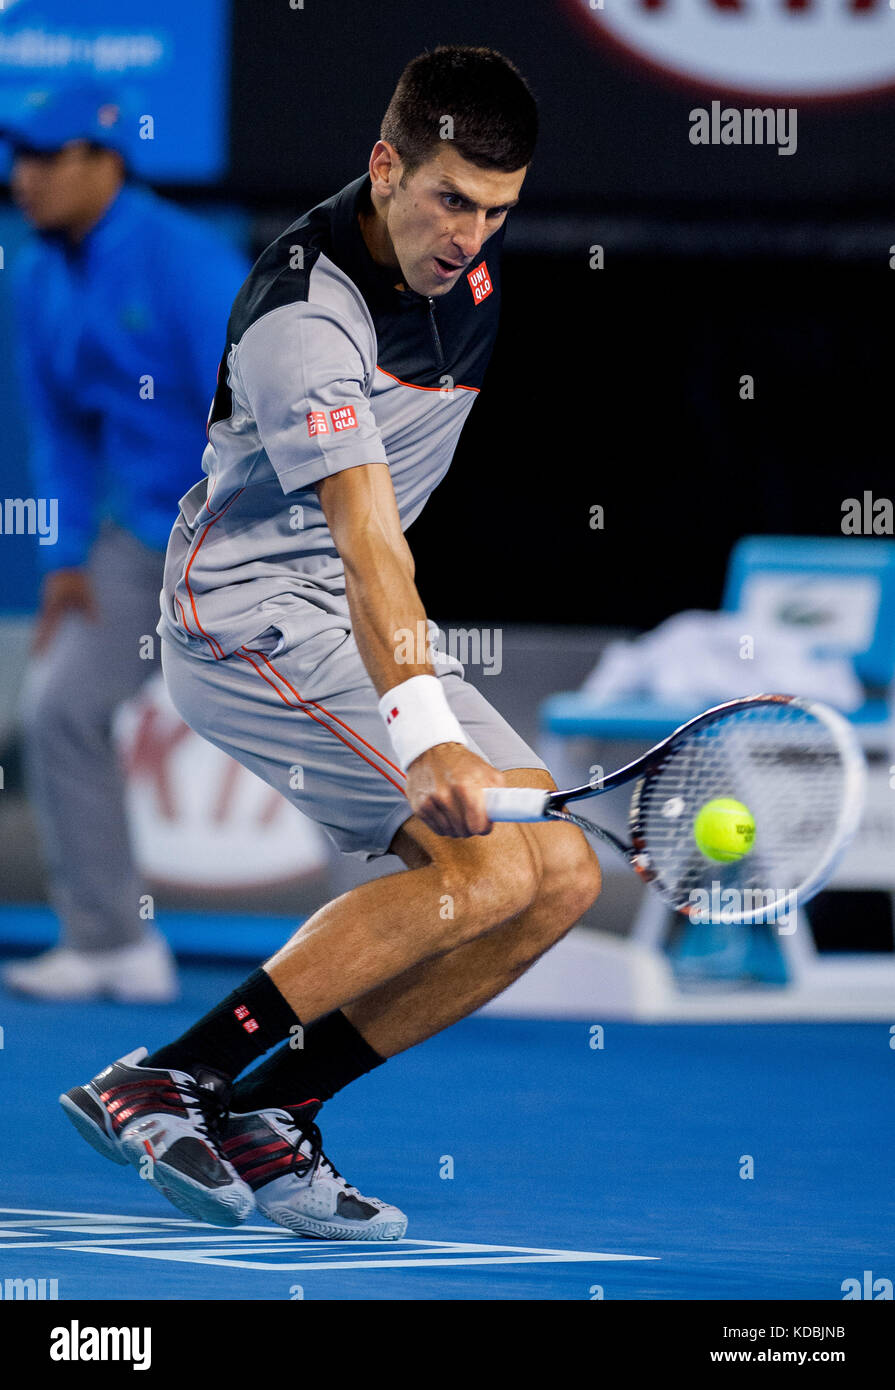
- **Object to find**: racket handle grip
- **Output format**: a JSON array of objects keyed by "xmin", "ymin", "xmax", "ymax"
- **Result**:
[{"xmin": 483, "ymin": 788, "xmax": 550, "ymax": 822}]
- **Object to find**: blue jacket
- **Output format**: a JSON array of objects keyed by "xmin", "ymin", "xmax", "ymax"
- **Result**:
[{"xmin": 12, "ymin": 183, "xmax": 249, "ymax": 570}]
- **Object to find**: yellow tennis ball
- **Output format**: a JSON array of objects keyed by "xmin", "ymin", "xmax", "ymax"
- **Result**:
[{"xmin": 693, "ymin": 798, "xmax": 756, "ymax": 863}]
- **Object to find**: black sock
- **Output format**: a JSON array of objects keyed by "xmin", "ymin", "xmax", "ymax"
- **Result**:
[
  {"xmin": 230, "ymin": 1009, "xmax": 385, "ymax": 1113},
  {"xmin": 144, "ymin": 968, "xmax": 302, "ymax": 1082}
]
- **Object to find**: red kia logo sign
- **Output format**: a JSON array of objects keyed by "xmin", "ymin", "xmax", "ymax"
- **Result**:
[{"xmin": 563, "ymin": 0, "xmax": 895, "ymax": 99}]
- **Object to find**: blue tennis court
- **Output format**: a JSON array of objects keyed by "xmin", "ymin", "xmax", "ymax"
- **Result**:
[{"xmin": 0, "ymin": 958, "xmax": 889, "ymax": 1301}]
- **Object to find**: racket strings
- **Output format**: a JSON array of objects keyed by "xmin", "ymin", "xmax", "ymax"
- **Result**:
[{"xmin": 633, "ymin": 703, "xmax": 851, "ymax": 914}]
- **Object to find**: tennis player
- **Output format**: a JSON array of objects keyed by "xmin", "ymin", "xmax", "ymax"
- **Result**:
[{"xmin": 61, "ymin": 46, "xmax": 602, "ymax": 1240}]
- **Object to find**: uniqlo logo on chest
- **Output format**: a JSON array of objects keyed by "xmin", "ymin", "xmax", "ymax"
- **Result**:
[
  {"xmin": 307, "ymin": 411, "xmax": 328, "ymax": 437},
  {"xmin": 330, "ymin": 405, "xmax": 358, "ymax": 432},
  {"xmin": 467, "ymin": 262, "xmax": 492, "ymax": 304}
]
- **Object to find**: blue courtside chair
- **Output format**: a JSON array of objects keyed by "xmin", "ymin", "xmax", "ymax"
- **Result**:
[{"xmin": 540, "ymin": 535, "xmax": 895, "ymax": 750}]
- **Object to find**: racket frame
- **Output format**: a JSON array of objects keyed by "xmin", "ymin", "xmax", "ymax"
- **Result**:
[{"xmin": 539, "ymin": 694, "xmax": 867, "ymax": 924}]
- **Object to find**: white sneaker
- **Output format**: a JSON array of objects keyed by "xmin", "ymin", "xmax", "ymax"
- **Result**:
[
  {"xmin": 222, "ymin": 1100, "xmax": 408, "ymax": 1240},
  {"xmin": 2, "ymin": 932, "xmax": 179, "ymax": 1002}
]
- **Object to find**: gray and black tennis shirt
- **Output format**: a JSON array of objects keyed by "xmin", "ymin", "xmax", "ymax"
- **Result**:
[{"xmin": 157, "ymin": 172, "xmax": 505, "ymax": 661}]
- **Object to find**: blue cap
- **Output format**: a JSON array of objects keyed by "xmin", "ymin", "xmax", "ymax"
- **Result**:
[{"xmin": 0, "ymin": 80, "xmax": 131, "ymax": 159}]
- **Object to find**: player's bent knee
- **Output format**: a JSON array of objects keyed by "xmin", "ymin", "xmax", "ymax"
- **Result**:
[
  {"xmin": 535, "ymin": 830, "xmax": 602, "ymax": 928},
  {"xmin": 434, "ymin": 832, "xmax": 541, "ymax": 945},
  {"xmin": 567, "ymin": 852, "xmax": 603, "ymax": 921}
]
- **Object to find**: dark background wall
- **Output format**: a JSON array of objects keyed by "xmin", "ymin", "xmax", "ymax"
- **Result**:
[
  {"xmin": 226, "ymin": 0, "xmax": 895, "ymax": 212},
  {"xmin": 408, "ymin": 254, "xmax": 892, "ymax": 627}
]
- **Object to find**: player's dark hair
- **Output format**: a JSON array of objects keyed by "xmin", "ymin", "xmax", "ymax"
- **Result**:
[{"xmin": 381, "ymin": 46, "xmax": 538, "ymax": 179}]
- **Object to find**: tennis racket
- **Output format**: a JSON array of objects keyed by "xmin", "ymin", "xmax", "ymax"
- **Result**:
[{"xmin": 483, "ymin": 694, "xmax": 866, "ymax": 925}]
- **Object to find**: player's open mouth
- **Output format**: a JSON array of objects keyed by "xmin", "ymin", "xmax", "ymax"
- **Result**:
[{"xmin": 433, "ymin": 256, "xmax": 464, "ymax": 279}]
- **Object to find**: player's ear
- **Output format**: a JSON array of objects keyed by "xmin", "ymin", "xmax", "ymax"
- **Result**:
[{"xmin": 369, "ymin": 140, "xmax": 401, "ymax": 198}]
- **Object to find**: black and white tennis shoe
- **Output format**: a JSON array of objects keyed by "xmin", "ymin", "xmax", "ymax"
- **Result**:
[
  {"xmin": 222, "ymin": 1099, "xmax": 407, "ymax": 1240},
  {"xmin": 60, "ymin": 1047, "xmax": 255, "ymax": 1226}
]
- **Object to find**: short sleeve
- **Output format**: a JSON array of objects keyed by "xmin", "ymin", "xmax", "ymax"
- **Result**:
[{"xmin": 234, "ymin": 300, "xmax": 389, "ymax": 495}]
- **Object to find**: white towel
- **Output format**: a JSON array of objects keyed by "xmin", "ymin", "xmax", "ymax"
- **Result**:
[{"xmin": 582, "ymin": 610, "xmax": 865, "ymax": 712}]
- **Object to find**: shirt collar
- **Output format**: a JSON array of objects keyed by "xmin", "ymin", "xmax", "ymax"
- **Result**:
[{"xmin": 330, "ymin": 174, "xmax": 425, "ymax": 308}]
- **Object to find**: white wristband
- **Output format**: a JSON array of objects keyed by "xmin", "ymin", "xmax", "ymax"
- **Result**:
[{"xmin": 378, "ymin": 674, "xmax": 469, "ymax": 772}]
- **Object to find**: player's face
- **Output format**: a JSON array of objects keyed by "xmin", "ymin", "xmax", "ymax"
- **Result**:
[
  {"xmin": 10, "ymin": 141, "xmax": 105, "ymax": 232},
  {"xmin": 381, "ymin": 145, "xmax": 526, "ymax": 297}
]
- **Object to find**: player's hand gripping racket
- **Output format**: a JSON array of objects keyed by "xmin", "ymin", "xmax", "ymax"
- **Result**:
[{"xmin": 484, "ymin": 695, "xmax": 866, "ymax": 925}]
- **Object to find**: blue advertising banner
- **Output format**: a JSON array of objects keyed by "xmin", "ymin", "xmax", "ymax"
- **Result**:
[{"xmin": 0, "ymin": 0, "xmax": 230, "ymax": 183}]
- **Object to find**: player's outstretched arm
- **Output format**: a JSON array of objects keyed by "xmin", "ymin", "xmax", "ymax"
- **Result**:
[{"xmin": 315, "ymin": 464, "xmax": 504, "ymax": 837}]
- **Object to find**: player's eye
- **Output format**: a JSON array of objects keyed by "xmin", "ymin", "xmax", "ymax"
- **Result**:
[{"xmin": 442, "ymin": 194, "xmax": 466, "ymax": 210}]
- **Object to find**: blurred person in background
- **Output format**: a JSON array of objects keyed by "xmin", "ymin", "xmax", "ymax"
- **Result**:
[{"xmin": 0, "ymin": 81, "xmax": 249, "ymax": 1001}]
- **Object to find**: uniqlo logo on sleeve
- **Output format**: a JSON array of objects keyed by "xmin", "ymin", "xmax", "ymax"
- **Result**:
[
  {"xmin": 307, "ymin": 411, "xmax": 329, "ymax": 437},
  {"xmin": 330, "ymin": 405, "xmax": 358, "ymax": 432},
  {"xmin": 234, "ymin": 1005, "xmax": 250, "ymax": 1020},
  {"xmin": 467, "ymin": 262, "xmax": 492, "ymax": 304}
]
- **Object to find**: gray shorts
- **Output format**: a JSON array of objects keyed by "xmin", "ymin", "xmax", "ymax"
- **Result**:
[{"xmin": 160, "ymin": 622, "xmax": 548, "ymax": 861}]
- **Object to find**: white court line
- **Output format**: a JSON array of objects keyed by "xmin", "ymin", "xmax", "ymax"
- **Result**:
[
  {"xmin": 61, "ymin": 1238, "xmax": 653, "ymax": 1256},
  {"xmin": 65, "ymin": 1244, "xmax": 654, "ymax": 1272},
  {"xmin": 0, "ymin": 1207, "xmax": 206, "ymax": 1226},
  {"xmin": 0, "ymin": 1207, "xmax": 658, "ymax": 1273}
]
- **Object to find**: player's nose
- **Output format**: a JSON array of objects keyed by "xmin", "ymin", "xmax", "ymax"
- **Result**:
[{"xmin": 452, "ymin": 215, "xmax": 489, "ymax": 262}]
